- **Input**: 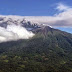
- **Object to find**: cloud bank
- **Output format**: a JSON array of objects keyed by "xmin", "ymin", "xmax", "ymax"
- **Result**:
[
  {"xmin": 24, "ymin": 3, "xmax": 72, "ymax": 27},
  {"xmin": 0, "ymin": 3, "xmax": 72, "ymax": 27},
  {"xmin": 0, "ymin": 24, "xmax": 34, "ymax": 42}
]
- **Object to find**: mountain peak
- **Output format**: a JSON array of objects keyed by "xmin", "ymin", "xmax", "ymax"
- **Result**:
[{"xmin": 32, "ymin": 26, "xmax": 54, "ymax": 34}]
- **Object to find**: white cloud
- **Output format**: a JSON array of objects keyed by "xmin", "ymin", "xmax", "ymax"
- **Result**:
[
  {"xmin": 0, "ymin": 24, "xmax": 34, "ymax": 42},
  {"xmin": 0, "ymin": 3, "xmax": 72, "ymax": 27},
  {"xmin": 23, "ymin": 3, "xmax": 72, "ymax": 27},
  {"xmin": 56, "ymin": 3, "xmax": 69, "ymax": 11},
  {"xmin": 55, "ymin": 3, "xmax": 72, "ymax": 18}
]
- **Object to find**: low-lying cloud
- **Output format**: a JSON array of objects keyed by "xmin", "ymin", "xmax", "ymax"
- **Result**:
[{"xmin": 0, "ymin": 24, "xmax": 34, "ymax": 42}]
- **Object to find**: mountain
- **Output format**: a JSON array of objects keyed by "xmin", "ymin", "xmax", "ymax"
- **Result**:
[
  {"xmin": 0, "ymin": 24, "xmax": 72, "ymax": 72},
  {"xmin": 0, "ymin": 16, "xmax": 41, "ymax": 29}
]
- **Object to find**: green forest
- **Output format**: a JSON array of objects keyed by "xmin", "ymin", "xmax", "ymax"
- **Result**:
[{"xmin": 0, "ymin": 27, "xmax": 72, "ymax": 72}]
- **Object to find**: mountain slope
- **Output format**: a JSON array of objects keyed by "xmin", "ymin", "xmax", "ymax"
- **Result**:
[{"xmin": 0, "ymin": 26, "xmax": 72, "ymax": 72}]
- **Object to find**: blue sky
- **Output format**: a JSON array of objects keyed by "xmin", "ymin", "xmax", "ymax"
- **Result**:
[
  {"xmin": 0, "ymin": 0, "xmax": 72, "ymax": 33},
  {"xmin": 55, "ymin": 27, "xmax": 72, "ymax": 33},
  {"xmin": 0, "ymin": 0, "xmax": 71, "ymax": 16}
]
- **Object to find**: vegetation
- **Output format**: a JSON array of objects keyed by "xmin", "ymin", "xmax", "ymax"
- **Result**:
[{"xmin": 0, "ymin": 26, "xmax": 72, "ymax": 72}]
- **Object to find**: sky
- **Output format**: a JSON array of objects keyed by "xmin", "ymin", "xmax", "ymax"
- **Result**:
[
  {"xmin": 0, "ymin": 0, "xmax": 71, "ymax": 16},
  {"xmin": 0, "ymin": 0, "xmax": 72, "ymax": 33}
]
